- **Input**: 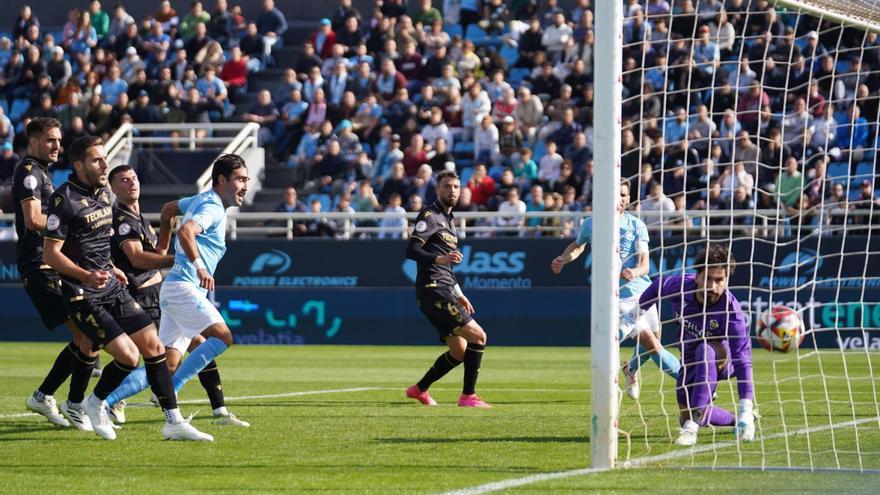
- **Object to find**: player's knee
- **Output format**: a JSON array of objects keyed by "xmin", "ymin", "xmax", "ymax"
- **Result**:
[
  {"xmin": 204, "ymin": 324, "xmax": 234, "ymax": 347},
  {"xmin": 117, "ymin": 348, "xmax": 140, "ymax": 368},
  {"xmin": 217, "ymin": 331, "xmax": 234, "ymax": 347},
  {"xmin": 188, "ymin": 334, "xmax": 206, "ymax": 352},
  {"xmin": 639, "ymin": 331, "xmax": 661, "ymax": 353},
  {"xmin": 470, "ymin": 325, "xmax": 487, "ymax": 345}
]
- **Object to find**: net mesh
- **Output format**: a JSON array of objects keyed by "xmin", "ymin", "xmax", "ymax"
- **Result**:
[{"xmin": 613, "ymin": 0, "xmax": 880, "ymax": 470}]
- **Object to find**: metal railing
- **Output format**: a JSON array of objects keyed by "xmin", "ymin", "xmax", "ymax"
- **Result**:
[
  {"xmin": 105, "ymin": 122, "xmax": 261, "ymax": 178},
  {"xmin": 1, "ymin": 208, "xmax": 875, "ymax": 241}
]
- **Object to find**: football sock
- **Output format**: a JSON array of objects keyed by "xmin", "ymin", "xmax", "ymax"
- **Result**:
[
  {"xmin": 651, "ymin": 348, "xmax": 682, "ymax": 380},
  {"xmin": 164, "ymin": 407, "xmax": 184, "ymax": 424},
  {"xmin": 462, "ymin": 343, "xmax": 485, "ymax": 395},
  {"xmin": 628, "ymin": 343, "xmax": 652, "ymax": 372},
  {"xmin": 67, "ymin": 349, "xmax": 97, "ymax": 404},
  {"xmin": 37, "ymin": 342, "xmax": 77, "ymax": 396},
  {"xmin": 704, "ymin": 406, "xmax": 736, "ymax": 427},
  {"xmin": 105, "ymin": 367, "xmax": 148, "ymax": 407},
  {"xmin": 93, "ymin": 361, "xmax": 136, "ymax": 400},
  {"xmin": 417, "ymin": 351, "xmax": 462, "ymax": 391},
  {"xmin": 145, "ymin": 353, "xmax": 178, "ymax": 411},
  {"xmin": 173, "ymin": 337, "xmax": 228, "ymax": 393},
  {"xmin": 213, "ymin": 406, "xmax": 229, "ymax": 417},
  {"xmin": 198, "ymin": 360, "xmax": 226, "ymax": 410}
]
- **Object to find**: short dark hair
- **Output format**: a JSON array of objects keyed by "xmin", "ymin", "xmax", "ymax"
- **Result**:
[
  {"xmin": 620, "ymin": 178, "xmax": 631, "ymax": 192},
  {"xmin": 108, "ymin": 164, "xmax": 134, "ymax": 184},
  {"xmin": 437, "ymin": 170, "xmax": 459, "ymax": 184},
  {"xmin": 69, "ymin": 136, "xmax": 103, "ymax": 164},
  {"xmin": 695, "ymin": 243, "xmax": 735, "ymax": 275},
  {"xmin": 26, "ymin": 117, "xmax": 61, "ymax": 139},
  {"xmin": 211, "ymin": 153, "xmax": 247, "ymax": 186}
]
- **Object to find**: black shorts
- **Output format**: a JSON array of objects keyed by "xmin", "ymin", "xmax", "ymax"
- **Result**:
[
  {"xmin": 22, "ymin": 269, "xmax": 69, "ymax": 331},
  {"xmin": 131, "ymin": 283, "xmax": 161, "ymax": 329},
  {"xmin": 416, "ymin": 288, "xmax": 473, "ymax": 342},
  {"xmin": 65, "ymin": 289, "xmax": 154, "ymax": 352}
]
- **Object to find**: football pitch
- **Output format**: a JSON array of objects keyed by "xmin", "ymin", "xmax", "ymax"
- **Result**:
[{"xmin": 1, "ymin": 343, "xmax": 879, "ymax": 494}]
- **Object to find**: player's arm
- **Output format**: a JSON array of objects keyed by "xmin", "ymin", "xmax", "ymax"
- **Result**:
[
  {"xmin": 43, "ymin": 239, "xmax": 110, "ymax": 289},
  {"xmin": 638, "ymin": 276, "xmax": 662, "ymax": 311},
  {"xmin": 727, "ymin": 316, "xmax": 755, "ymax": 402},
  {"xmin": 120, "ymin": 239, "xmax": 175, "ymax": 270},
  {"xmin": 21, "ymin": 199, "xmax": 48, "ymax": 232},
  {"xmin": 623, "ymin": 221, "xmax": 651, "ymax": 281},
  {"xmin": 621, "ymin": 247, "xmax": 649, "ymax": 281},
  {"xmin": 157, "ymin": 199, "xmax": 181, "ymax": 253},
  {"xmin": 405, "ymin": 215, "xmax": 461, "ymax": 265},
  {"xmin": 551, "ymin": 217, "xmax": 590, "ymax": 273},
  {"xmin": 177, "ymin": 219, "xmax": 214, "ymax": 290},
  {"xmin": 43, "ymin": 195, "xmax": 110, "ymax": 289},
  {"xmin": 728, "ymin": 314, "xmax": 756, "ymax": 441}
]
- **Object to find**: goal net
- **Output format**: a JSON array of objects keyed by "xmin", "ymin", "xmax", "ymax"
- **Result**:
[{"xmin": 603, "ymin": 0, "xmax": 880, "ymax": 471}]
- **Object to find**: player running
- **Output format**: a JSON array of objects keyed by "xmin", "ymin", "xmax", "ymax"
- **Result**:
[
  {"xmin": 103, "ymin": 165, "xmax": 248, "ymax": 427},
  {"xmin": 551, "ymin": 178, "xmax": 680, "ymax": 399},
  {"xmin": 638, "ymin": 244, "xmax": 755, "ymax": 446},
  {"xmin": 405, "ymin": 170, "xmax": 491, "ymax": 408},
  {"xmin": 43, "ymin": 136, "xmax": 211, "ymax": 441},
  {"xmin": 14, "ymin": 117, "xmax": 100, "ymax": 430},
  {"xmin": 102, "ymin": 154, "xmax": 248, "ymax": 415}
]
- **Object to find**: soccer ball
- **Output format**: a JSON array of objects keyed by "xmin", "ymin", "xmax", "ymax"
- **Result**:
[{"xmin": 756, "ymin": 305, "xmax": 805, "ymax": 353}]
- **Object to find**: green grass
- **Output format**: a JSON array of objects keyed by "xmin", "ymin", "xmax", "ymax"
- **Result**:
[{"xmin": 1, "ymin": 344, "xmax": 879, "ymax": 494}]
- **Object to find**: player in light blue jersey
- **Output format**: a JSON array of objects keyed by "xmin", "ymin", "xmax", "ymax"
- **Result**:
[
  {"xmin": 551, "ymin": 179, "xmax": 680, "ymax": 399},
  {"xmin": 104, "ymin": 155, "xmax": 249, "ymax": 416}
]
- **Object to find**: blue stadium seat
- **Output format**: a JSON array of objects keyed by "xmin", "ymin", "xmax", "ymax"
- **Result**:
[
  {"xmin": 826, "ymin": 162, "xmax": 850, "ymax": 182},
  {"xmin": 531, "ymin": 140, "xmax": 547, "ymax": 163},
  {"xmin": 0, "ymin": 99, "xmax": 8, "ymax": 118},
  {"xmin": 509, "ymin": 68, "xmax": 530, "ymax": 87},
  {"xmin": 465, "ymin": 25, "xmax": 488, "ymax": 43},
  {"xmin": 51, "ymin": 169, "xmax": 68, "ymax": 189},
  {"xmin": 10, "ymin": 99, "xmax": 30, "ymax": 123},
  {"xmin": 853, "ymin": 162, "xmax": 875, "ymax": 183},
  {"xmin": 500, "ymin": 45, "xmax": 519, "ymax": 65},
  {"xmin": 308, "ymin": 194, "xmax": 332, "ymax": 212},
  {"xmin": 459, "ymin": 166, "xmax": 474, "ymax": 185},
  {"xmin": 443, "ymin": 23, "xmax": 462, "ymax": 39},
  {"xmin": 455, "ymin": 158, "xmax": 474, "ymax": 170},
  {"xmin": 453, "ymin": 141, "xmax": 474, "ymax": 156}
]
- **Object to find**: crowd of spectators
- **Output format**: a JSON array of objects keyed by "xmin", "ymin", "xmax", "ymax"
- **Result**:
[{"xmin": 1, "ymin": 0, "xmax": 879, "ymax": 237}]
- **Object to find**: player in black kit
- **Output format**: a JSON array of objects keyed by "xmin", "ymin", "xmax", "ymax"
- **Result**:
[
  {"xmin": 105, "ymin": 165, "xmax": 249, "ymax": 427},
  {"xmin": 14, "ymin": 117, "xmax": 100, "ymax": 429},
  {"xmin": 405, "ymin": 171, "xmax": 491, "ymax": 408},
  {"xmin": 42, "ymin": 136, "xmax": 212, "ymax": 441}
]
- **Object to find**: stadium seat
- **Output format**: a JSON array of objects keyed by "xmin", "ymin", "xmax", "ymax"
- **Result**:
[
  {"xmin": 853, "ymin": 162, "xmax": 875, "ymax": 184},
  {"xmin": 459, "ymin": 167, "xmax": 474, "ymax": 184},
  {"xmin": 500, "ymin": 45, "xmax": 519, "ymax": 65},
  {"xmin": 465, "ymin": 25, "xmax": 488, "ymax": 43},
  {"xmin": 531, "ymin": 140, "xmax": 547, "ymax": 163},
  {"xmin": 453, "ymin": 141, "xmax": 475, "ymax": 156},
  {"xmin": 509, "ymin": 68, "xmax": 530, "ymax": 87},
  {"xmin": 51, "ymin": 169, "xmax": 68, "ymax": 189},
  {"xmin": 10, "ymin": 99, "xmax": 30, "ymax": 123},
  {"xmin": 826, "ymin": 162, "xmax": 850, "ymax": 182},
  {"xmin": 307, "ymin": 194, "xmax": 332, "ymax": 212},
  {"xmin": 0, "ymin": 99, "xmax": 8, "ymax": 118},
  {"xmin": 443, "ymin": 23, "xmax": 462, "ymax": 39}
]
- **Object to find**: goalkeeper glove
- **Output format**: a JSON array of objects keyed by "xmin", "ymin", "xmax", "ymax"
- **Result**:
[{"xmin": 736, "ymin": 399, "xmax": 755, "ymax": 442}]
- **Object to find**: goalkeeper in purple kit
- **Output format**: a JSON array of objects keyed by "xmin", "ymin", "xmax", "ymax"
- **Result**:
[{"xmin": 638, "ymin": 244, "xmax": 756, "ymax": 446}]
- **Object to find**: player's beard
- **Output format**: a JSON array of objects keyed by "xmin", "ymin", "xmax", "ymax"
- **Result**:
[{"xmin": 438, "ymin": 194, "xmax": 458, "ymax": 210}]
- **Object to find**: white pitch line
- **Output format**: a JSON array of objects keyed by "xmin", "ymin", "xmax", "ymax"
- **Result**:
[
  {"xmin": 0, "ymin": 387, "xmax": 384, "ymax": 418},
  {"xmin": 0, "ymin": 386, "xmax": 583, "ymax": 417},
  {"xmin": 438, "ymin": 416, "xmax": 880, "ymax": 495}
]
